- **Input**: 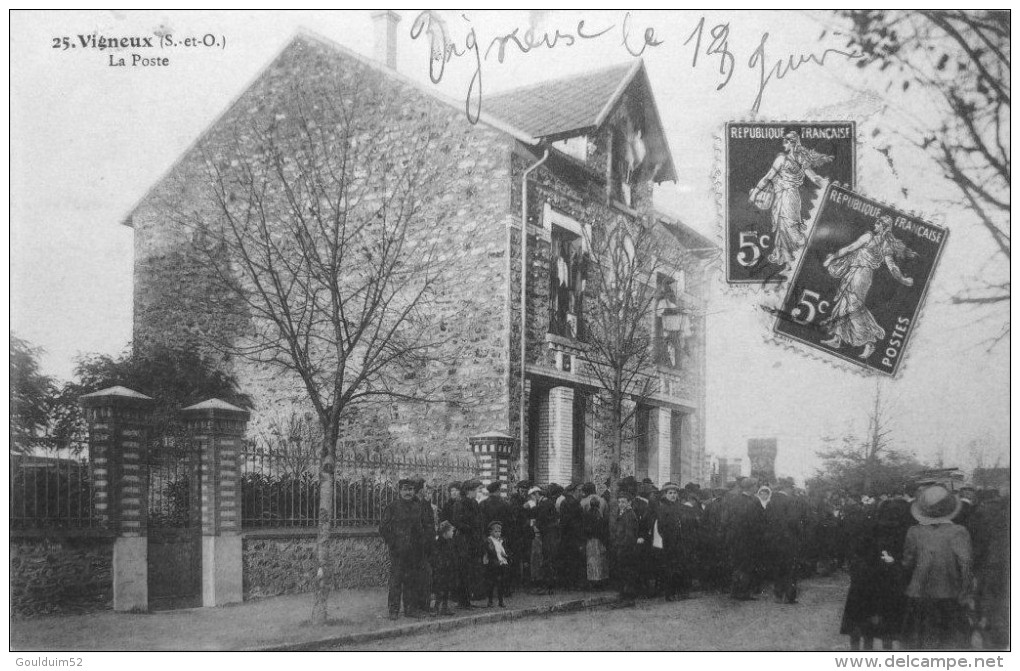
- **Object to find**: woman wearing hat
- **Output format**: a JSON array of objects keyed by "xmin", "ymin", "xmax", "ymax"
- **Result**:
[
  {"xmin": 654, "ymin": 482, "xmax": 694, "ymax": 601},
  {"xmin": 901, "ymin": 485, "xmax": 974, "ymax": 650}
]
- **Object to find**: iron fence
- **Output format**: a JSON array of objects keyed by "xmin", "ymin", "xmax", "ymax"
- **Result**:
[
  {"xmin": 9, "ymin": 452, "xmax": 98, "ymax": 529},
  {"xmin": 240, "ymin": 442, "xmax": 479, "ymax": 528}
]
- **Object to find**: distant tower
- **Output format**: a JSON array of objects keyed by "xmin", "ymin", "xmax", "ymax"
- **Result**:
[{"xmin": 748, "ymin": 438, "xmax": 777, "ymax": 485}]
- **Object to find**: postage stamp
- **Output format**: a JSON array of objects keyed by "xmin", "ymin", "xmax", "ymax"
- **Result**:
[
  {"xmin": 772, "ymin": 183, "xmax": 948, "ymax": 376},
  {"xmin": 724, "ymin": 122, "xmax": 856, "ymax": 284}
]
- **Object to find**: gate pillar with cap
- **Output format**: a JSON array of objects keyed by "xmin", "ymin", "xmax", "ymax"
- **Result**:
[
  {"xmin": 469, "ymin": 431, "xmax": 516, "ymax": 486},
  {"xmin": 80, "ymin": 385, "xmax": 154, "ymax": 612},
  {"xmin": 181, "ymin": 399, "xmax": 249, "ymax": 607}
]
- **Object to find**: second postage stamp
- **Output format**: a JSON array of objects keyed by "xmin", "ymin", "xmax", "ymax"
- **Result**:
[{"xmin": 772, "ymin": 184, "xmax": 948, "ymax": 376}]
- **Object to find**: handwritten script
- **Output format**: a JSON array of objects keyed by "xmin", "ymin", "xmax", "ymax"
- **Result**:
[
  {"xmin": 410, "ymin": 11, "xmax": 662, "ymax": 124},
  {"xmin": 410, "ymin": 12, "xmax": 863, "ymax": 124}
]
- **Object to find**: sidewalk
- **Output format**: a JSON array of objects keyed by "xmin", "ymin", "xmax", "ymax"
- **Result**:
[{"xmin": 10, "ymin": 587, "xmax": 619, "ymax": 651}]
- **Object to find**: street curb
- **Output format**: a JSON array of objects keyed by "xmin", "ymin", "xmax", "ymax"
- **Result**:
[{"xmin": 253, "ymin": 594, "xmax": 621, "ymax": 651}]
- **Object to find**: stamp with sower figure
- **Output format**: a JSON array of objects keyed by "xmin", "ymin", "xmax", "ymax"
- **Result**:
[
  {"xmin": 772, "ymin": 183, "xmax": 948, "ymax": 376},
  {"xmin": 724, "ymin": 122, "xmax": 856, "ymax": 283}
]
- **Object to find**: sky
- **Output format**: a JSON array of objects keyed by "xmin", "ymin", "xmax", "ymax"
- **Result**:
[{"xmin": 9, "ymin": 10, "xmax": 1011, "ymax": 483}]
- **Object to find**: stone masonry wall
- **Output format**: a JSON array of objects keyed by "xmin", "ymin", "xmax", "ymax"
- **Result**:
[
  {"xmin": 243, "ymin": 531, "xmax": 389, "ymax": 598},
  {"xmin": 510, "ymin": 142, "xmax": 705, "ymax": 484},
  {"xmin": 130, "ymin": 34, "xmax": 515, "ymax": 458},
  {"xmin": 10, "ymin": 535, "xmax": 114, "ymax": 617}
]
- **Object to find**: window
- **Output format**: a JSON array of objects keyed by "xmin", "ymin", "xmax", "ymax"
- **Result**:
[
  {"xmin": 546, "ymin": 205, "xmax": 589, "ymax": 339},
  {"xmin": 610, "ymin": 105, "xmax": 649, "ymax": 207}
]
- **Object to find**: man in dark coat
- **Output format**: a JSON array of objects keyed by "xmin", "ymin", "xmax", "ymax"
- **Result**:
[
  {"xmin": 633, "ymin": 481, "xmax": 658, "ymax": 597},
  {"xmin": 558, "ymin": 483, "xmax": 586, "ymax": 589},
  {"xmin": 380, "ymin": 478, "xmax": 432, "ymax": 619},
  {"xmin": 765, "ymin": 481, "xmax": 809, "ymax": 604},
  {"xmin": 414, "ymin": 479, "xmax": 438, "ymax": 613},
  {"xmin": 480, "ymin": 481, "xmax": 512, "ymax": 532},
  {"xmin": 970, "ymin": 486, "xmax": 1009, "ymax": 649},
  {"xmin": 611, "ymin": 490, "xmax": 641, "ymax": 603},
  {"xmin": 531, "ymin": 483, "xmax": 562, "ymax": 593},
  {"xmin": 440, "ymin": 481, "xmax": 461, "ymax": 524},
  {"xmin": 508, "ymin": 480, "xmax": 532, "ymax": 590},
  {"xmin": 451, "ymin": 479, "xmax": 484, "ymax": 608},
  {"xmin": 726, "ymin": 477, "xmax": 765, "ymax": 600}
]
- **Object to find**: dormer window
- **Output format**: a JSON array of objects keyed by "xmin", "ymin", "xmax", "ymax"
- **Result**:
[{"xmin": 611, "ymin": 107, "xmax": 648, "ymax": 207}]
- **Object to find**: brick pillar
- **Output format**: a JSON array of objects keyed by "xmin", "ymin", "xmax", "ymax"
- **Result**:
[
  {"xmin": 469, "ymin": 432, "xmax": 515, "ymax": 486},
  {"xmin": 542, "ymin": 386, "xmax": 574, "ymax": 485},
  {"xmin": 656, "ymin": 407, "xmax": 672, "ymax": 487},
  {"xmin": 80, "ymin": 385, "xmax": 154, "ymax": 612},
  {"xmin": 181, "ymin": 399, "xmax": 249, "ymax": 607}
]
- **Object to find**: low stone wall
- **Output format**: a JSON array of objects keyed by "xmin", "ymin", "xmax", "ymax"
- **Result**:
[
  {"xmin": 243, "ymin": 529, "xmax": 389, "ymax": 599},
  {"xmin": 10, "ymin": 532, "xmax": 114, "ymax": 617}
]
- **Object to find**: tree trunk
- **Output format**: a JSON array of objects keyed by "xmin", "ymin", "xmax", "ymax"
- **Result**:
[
  {"xmin": 609, "ymin": 392, "xmax": 624, "ymax": 499},
  {"xmin": 311, "ymin": 433, "xmax": 337, "ymax": 625}
]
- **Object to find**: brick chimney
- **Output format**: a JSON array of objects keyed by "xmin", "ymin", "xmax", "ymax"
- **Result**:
[{"xmin": 372, "ymin": 10, "xmax": 401, "ymax": 69}]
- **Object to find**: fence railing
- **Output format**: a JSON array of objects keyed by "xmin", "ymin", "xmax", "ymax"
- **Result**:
[
  {"xmin": 9, "ymin": 453, "xmax": 99, "ymax": 529},
  {"xmin": 240, "ymin": 443, "xmax": 479, "ymax": 528},
  {"xmin": 10, "ymin": 440, "xmax": 481, "ymax": 531}
]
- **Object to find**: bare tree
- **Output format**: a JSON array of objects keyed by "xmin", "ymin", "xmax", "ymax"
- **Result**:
[
  {"xmin": 833, "ymin": 11, "xmax": 1009, "ymax": 344},
  {"xmin": 812, "ymin": 383, "xmax": 923, "ymax": 495},
  {"xmin": 578, "ymin": 218, "xmax": 684, "ymax": 491},
  {"xmin": 170, "ymin": 70, "xmax": 454, "ymax": 624}
]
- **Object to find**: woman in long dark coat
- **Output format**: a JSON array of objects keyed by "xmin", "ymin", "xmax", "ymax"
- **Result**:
[
  {"xmin": 654, "ymin": 482, "xmax": 694, "ymax": 600},
  {"xmin": 840, "ymin": 497, "xmax": 912, "ymax": 650}
]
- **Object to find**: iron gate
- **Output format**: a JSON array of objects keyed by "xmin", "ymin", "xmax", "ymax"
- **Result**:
[{"xmin": 147, "ymin": 435, "xmax": 202, "ymax": 610}]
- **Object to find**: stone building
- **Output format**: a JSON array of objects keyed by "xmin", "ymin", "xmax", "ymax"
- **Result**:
[{"xmin": 126, "ymin": 20, "xmax": 713, "ymax": 487}]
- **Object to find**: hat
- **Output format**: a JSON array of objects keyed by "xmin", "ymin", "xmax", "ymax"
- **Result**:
[
  {"xmin": 447, "ymin": 481, "xmax": 462, "ymax": 491},
  {"xmin": 661, "ymin": 482, "xmax": 682, "ymax": 493},
  {"xmin": 565, "ymin": 483, "xmax": 579, "ymax": 493},
  {"xmin": 487, "ymin": 481, "xmax": 503, "ymax": 494},
  {"xmin": 438, "ymin": 520, "xmax": 454, "ymax": 535},
  {"xmin": 461, "ymin": 479, "xmax": 482, "ymax": 492},
  {"xmin": 684, "ymin": 482, "xmax": 700, "ymax": 492},
  {"xmin": 516, "ymin": 480, "xmax": 532, "ymax": 490},
  {"xmin": 740, "ymin": 477, "xmax": 758, "ymax": 492},
  {"xmin": 487, "ymin": 520, "xmax": 503, "ymax": 532},
  {"xmin": 547, "ymin": 483, "xmax": 564, "ymax": 498},
  {"xmin": 616, "ymin": 490, "xmax": 635, "ymax": 501},
  {"xmin": 581, "ymin": 482, "xmax": 596, "ymax": 496},
  {"xmin": 528, "ymin": 486, "xmax": 543, "ymax": 497},
  {"xmin": 911, "ymin": 485, "xmax": 962, "ymax": 525},
  {"xmin": 638, "ymin": 482, "xmax": 655, "ymax": 497},
  {"xmin": 398, "ymin": 478, "xmax": 416, "ymax": 489}
]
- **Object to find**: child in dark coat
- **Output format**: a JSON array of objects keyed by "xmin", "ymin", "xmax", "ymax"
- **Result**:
[
  {"xmin": 432, "ymin": 521, "xmax": 457, "ymax": 615},
  {"xmin": 483, "ymin": 520, "xmax": 512, "ymax": 608}
]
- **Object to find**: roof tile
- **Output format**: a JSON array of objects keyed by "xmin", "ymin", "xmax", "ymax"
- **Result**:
[{"xmin": 484, "ymin": 62, "xmax": 635, "ymax": 139}]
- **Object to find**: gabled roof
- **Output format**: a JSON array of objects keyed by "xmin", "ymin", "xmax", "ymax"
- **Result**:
[
  {"xmin": 485, "ymin": 62, "xmax": 638, "ymax": 140},
  {"xmin": 485, "ymin": 60, "xmax": 677, "ymax": 183}
]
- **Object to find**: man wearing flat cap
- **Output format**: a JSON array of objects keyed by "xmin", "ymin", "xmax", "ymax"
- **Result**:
[
  {"xmin": 452, "ymin": 479, "xmax": 485, "ymax": 608},
  {"xmin": 380, "ymin": 478, "xmax": 432, "ymax": 619}
]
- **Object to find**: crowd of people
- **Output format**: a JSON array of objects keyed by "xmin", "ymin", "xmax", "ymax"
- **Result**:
[{"xmin": 378, "ymin": 474, "xmax": 1009, "ymax": 651}]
